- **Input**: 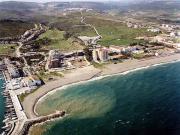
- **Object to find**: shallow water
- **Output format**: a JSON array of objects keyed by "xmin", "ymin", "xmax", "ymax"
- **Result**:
[{"xmin": 36, "ymin": 62, "xmax": 180, "ymax": 135}]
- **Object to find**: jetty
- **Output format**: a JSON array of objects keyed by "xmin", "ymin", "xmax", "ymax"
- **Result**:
[
  {"xmin": 1, "ymin": 67, "xmax": 66, "ymax": 135},
  {"xmin": 18, "ymin": 111, "xmax": 65, "ymax": 135}
]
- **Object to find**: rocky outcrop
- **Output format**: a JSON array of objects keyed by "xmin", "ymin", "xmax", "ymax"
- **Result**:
[{"xmin": 18, "ymin": 111, "xmax": 66, "ymax": 135}]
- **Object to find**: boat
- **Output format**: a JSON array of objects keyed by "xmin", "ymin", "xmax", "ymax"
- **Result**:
[
  {"xmin": 12, "ymin": 117, "xmax": 17, "ymax": 120},
  {"xmin": 1, "ymin": 125, "xmax": 9, "ymax": 129},
  {"xmin": 3, "ymin": 118, "xmax": 9, "ymax": 123},
  {"xmin": 0, "ymin": 131, "xmax": 6, "ymax": 135}
]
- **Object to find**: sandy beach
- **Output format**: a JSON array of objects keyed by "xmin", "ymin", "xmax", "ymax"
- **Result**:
[{"xmin": 22, "ymin": 53, "xmax": 180, "ymax": 119}]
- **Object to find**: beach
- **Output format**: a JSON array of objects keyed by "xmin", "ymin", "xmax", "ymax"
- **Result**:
[
  {"xmin": 34, "ymin": 60, "xmax": 180, "ymax": 135},
  {"xmin": 22, "ymin": 53, "xmax": 180, "ymax": 119}
]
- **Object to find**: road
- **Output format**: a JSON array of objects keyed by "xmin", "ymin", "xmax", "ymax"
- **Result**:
[
  {"xmin": 16, "ymin": 42, "xmax": 23, "ymax": 57},
  {"xmin": 80, "ymin": 11, "xmax": 101, "ymax": 37}
]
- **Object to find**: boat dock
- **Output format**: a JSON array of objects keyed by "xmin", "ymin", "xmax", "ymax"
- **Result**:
[
  {"xmin": 1, "ymin": 70, "xmax": 27, "ymax": 135},
  {"xmin": 1, "ymin": 59, "xmax": 66, "ymax": 135}
]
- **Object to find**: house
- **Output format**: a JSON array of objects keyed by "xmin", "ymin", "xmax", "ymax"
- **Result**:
[
  {"xmin": 6, "ymin": 78, "xmax": 22, "ymax": 90},
  {"xmin": 21, "ymin": 75, "xmax": 41, "ymax": 88},
  {"xmin": 147, "ymin": 28, "xmax": 160, "ymax": 33},
  {"xmin": 109, "ymin": 45, "xmax": 125, "ymax": 53},
  {"xmin": 174, "ymin": 43, "xmax": 180, "ymax": 50},
  {"xmin": 170, "ymin": 32, "xmax": 176, "ymax": 37},
  {"xmin": 8, "ymin": 67, "xmax": 20, "ymax": 79},
  {"xmin": 170, "ymin": 31, "xmax": 180, "ymax": 37},
  {"xmin": 162, "ymin": 24, "xmax": 169, "ymax": 28},
  {"xmin": 78, "ymin": 36, "xmax": 102, "ymax": 45},
  {"xmin": 132, "ymin": 50, "xmax": 144, "ymax": 54}
]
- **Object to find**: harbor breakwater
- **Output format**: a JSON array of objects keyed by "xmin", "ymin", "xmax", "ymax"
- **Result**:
[{"xmin": 19, "ymin": 111, "xmax": 66, "ymax": 135}]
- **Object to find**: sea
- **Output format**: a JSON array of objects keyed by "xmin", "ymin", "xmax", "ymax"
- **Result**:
[
  {"xmin": 3, "ymin": 62, "xmax": 180, "ymax": 135},
  {"xmin": 0, "ymin": 73, "xmax": 5, "ymax": 134},
  {"xmin": 35, "ymin": 61, "xmax": 180, "ymax": 135}
]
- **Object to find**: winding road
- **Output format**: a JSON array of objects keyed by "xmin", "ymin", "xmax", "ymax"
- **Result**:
[{"xmin": 80, "ymin": 11, "xmax": 101, "ymax": 37}]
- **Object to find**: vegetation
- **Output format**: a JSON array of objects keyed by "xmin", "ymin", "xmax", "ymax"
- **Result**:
[
  {"xmin": 18, "ymin": 92, "xmax": 29, "ymax": 102},
  {"xmin": 0, "ymin": 44, "xmax": 17, "ymax": 55},
  {"xmin": 41, "ymin": 11, "xmax": 155, "ymax": 47},
  {"xmin": 0, "ymin": 20, "xmax": 33, "ymax": 38},
  {"xmin": 132, "ymin": 53, "xmax": 145, "ymax": 59},
  {"xmin": 81, "ymin": 17, "xmax": 156, "ymax": 46},
  {"xmin": 18, "ymin": 87, "xmax": 39, "ymax": 102},
  {"xmin": 38, "ymin": 29, "xmax": 84, "ymax": 51},
  {"xmin": 37, "ymin": 70, "xmax": 63, "ymax": 82},
  {"xmin": 69, "ymin": 26, "xmax": 97, "ymax": 37},
  {"xmin": 50, "ymin": 13, "xmax": 156, "ymax": 46},
  {"xmin": 83, "ymin": 47, "xmax": 93, "ymax": 62},
  {"xmin": 48, "ymin": 14, "xmax": 82, "ymax": 32},
  {"xmin": 174, "ymin": 38, "xmax": 180, "ymax": 43},
  {"xmin": 92, "ymin": 62, "xmax": 105, "ymax": 69}
]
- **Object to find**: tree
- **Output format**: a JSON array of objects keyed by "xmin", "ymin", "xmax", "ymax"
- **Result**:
[
  {"xmin": 63, "ymin": 32, "xmax": 71, "ymax": 40},
  {"xmin": 83, "ymin": 47, "xmax": 93, "ymax": 62}
]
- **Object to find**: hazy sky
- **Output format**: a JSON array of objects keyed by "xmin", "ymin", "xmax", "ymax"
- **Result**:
[
  {"xmin": 0, "ymin": 0, "xmax": 124, "ymax": 2},
  {"xmin": 0, "ymin": 0, "xmax": 177, "ymax": 3},
  {"xmin": 0, "ymin": 0, "xmax": 115, "ymax": 2}
]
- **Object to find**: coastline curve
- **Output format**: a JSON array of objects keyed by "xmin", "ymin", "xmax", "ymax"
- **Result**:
[{"xmin": 34, "ymin": 58, "xmax": 180, "ymax": 117}]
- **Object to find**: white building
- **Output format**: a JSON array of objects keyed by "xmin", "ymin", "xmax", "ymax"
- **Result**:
[
  {"xmin": 109, "ymin": 45, "xmax": 125, "ymax": 53},
  {"xmin": 92, "ymin": 47, "xmax": 109, "ymax": 63},
  {"xmin": 7, "ymin": 67, "xmax": 20, "ymax": 79},
  {"xmin": 6, "ymin": 78, "xmax": 22, "ymax": 90},
  {"xmin": 147, "ymin": 28, "xmax": 160, "ymax": 33},
  {"xmin": 170, "ymin": 31, "xmax": 180, "ymax": 37},
  {"xmin": 132, "ymin": 50, "xmax": 144, "ymax": 54},
  {"xmin": 21, "ymin": 75, "xmax": 41, "ymax": 89},
  {"xmin": 174, "ymin": 43, "xmax": 180, "ymax": 50}
]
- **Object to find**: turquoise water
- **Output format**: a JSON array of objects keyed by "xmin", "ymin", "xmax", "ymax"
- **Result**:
[
  {"xmin": 36, "ymin": 62, "xmax": 180, "ymax": 135},
  {"xmin": 0, "ymin": 73, "xmax": 5, "ymax": 133}
]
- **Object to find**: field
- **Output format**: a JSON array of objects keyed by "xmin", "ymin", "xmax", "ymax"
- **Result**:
[
  {"xmin": 82, "ymin": 17, "xmax": 156, "ymax": 46},
  {"xmin": 36, "ymin": 11, "xmax": 156, "ymax": 47},
  {"xmin": 69, "ymin": 25, "xmax": 97, "ymax": 37},
  {"xmin": 0, "ymin": 44, "xmax": 17, "ymax": 55},
  {"xmin": 0, "ymin": 20, "xmax": 34, "ymax": 38},
  {"xmin": 51, "ymin": 13, "xmax": 156, "ymax": 46},
  {"xmin": 48, "ymin": 13, "xmax": 96, "ymax": 37},
  {"xmin": 39, "ymin": 29, "xmax": 84, "ymax": 52}
]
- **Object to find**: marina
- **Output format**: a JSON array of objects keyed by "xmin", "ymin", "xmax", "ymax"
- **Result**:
[
  {"xmin": 0, "ymin": 67, "xmax": 27, "ymax": 135},
  {"xmin": 0, "ymin": 72, "xmax": 5, "ymax": 134},
  {"xmin": 0, "ymin": 58, "xmax": 66, "ymax": 135}
]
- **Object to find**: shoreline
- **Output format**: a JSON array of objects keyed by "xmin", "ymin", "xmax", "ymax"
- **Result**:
[
  {"xmin": 34, "ymin": 58, "xmax": 180, "ymax": 116},
  {"xmin": 22, "ymin": 53, "xmax": 180, "ymax": 119}
]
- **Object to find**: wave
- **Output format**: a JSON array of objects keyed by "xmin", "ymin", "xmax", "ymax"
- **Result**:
[{"xmin": 34, "ymin": 59, "xmax": 180, "ymax": 115}]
